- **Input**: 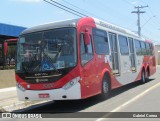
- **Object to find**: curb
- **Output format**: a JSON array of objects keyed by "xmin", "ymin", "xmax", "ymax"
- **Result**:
[{"xmin": 0, "ymin": 87, "xmax": 51, "ymax": 113}]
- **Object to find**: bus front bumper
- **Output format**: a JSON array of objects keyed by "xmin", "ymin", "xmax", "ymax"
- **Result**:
[{"xmin": 16, "ymin": 82, "xmax": 81, "ymax": 101}]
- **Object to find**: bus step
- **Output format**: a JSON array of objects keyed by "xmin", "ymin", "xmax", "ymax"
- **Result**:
[
  {"xmin": 113, "ymin": 73, "xmax": 120, "ymax": 76},
  {"xmin": 132, "ymin": 70, "xmax": 137, "ymax": 73}
]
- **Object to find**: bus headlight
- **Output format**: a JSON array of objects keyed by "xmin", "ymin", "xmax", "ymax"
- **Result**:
[
  {"xmin": 63, "ymin": 77, "xmax": 80, "ymax": 90},
  {"xmin": 16, "ymin": 83, "xmax": 26, "ymax": 92}
]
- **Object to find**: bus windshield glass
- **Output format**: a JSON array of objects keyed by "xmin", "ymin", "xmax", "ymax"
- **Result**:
[{"xmin": 16, "ymin": 28, "xmax": 77, "ymax": 73}]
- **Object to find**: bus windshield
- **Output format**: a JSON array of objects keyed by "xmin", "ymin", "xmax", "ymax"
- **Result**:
[{"xmin": 16, "ymin": 28, "xmax": 77, "ymax": 73}]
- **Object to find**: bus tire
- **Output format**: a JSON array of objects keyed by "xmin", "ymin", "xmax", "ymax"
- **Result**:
[
  {"xmin": 145, "ymin": 69, "xmax": 149, "ymax": 81},
  {"xmin": 101, "ymin": 74, "xmax": 111, "ymax": 100},
  {"xmin": 141, "ymin": 69, "xmax": 146, "ymax": 84}
]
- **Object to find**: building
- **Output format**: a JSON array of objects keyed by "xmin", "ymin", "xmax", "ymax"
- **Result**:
[
  {"xmin": 155, "ymin": 45, "xmax": 160, "ymax": 65},
  {"xmin": 0, "ymin": 23, "xmax": 26, "ymax": 68}
]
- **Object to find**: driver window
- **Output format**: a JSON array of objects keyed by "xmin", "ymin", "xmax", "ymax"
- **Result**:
[{"xmin": 80, "ymin": 33, "xmax": 93, "ymax": 66}]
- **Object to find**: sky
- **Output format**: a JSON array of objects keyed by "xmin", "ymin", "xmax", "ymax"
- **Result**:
[{"xmin": 0, "ymin": 0, "xmax": 160, "ymax": 44}]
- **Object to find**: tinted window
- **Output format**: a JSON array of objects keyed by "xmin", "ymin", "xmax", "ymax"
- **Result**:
[
  {"xmin": 135, "ymin": 40, "xmax": 142, "ymax": 55},
  {"xmin": 93, "ymin": 28, "xmax": 109, "ymax": 55},
  {"xmin": 146, "ymin": 43, "xmax": 153, "ymax": 55},
  {"xmin": 141, "ymin": 42, "xmax": 146, "ymax": 55},
  {"xmin": 118, "ymin": 35, "xmax": 129, "ymax": 55},
  {"xmin": 149, "ymin": 44, "xmax": 153, "ymax": 55},
  {"xmin": 146, "ymin": 43, "xmax": 150, "ymax": 55}
]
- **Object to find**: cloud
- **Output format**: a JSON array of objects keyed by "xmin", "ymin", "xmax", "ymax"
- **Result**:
[
  {"xmin": 131, "ymin": 0, "xmax": 141, "ymax": 5},
  {"xmin": 131, "ymin": 1, "xmax": 138, "ymax": 5}
]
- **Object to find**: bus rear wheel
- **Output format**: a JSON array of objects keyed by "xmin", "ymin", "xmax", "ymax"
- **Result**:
[
  {"xmin": 141, "ymin": 70, "xmax": 146, "ymax": 84},
  {"xmin": 145, "ymin": 70, "xmax": 149, "ymax": 82},
  {"xmin": 101, "ymin": 75, "xmax": 110, "ymax": 99}
]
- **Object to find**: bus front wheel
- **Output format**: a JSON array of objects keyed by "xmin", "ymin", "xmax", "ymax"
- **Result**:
[{"xmin": 101, "ymin": 74, "xmax": 110, "ymax": 100}]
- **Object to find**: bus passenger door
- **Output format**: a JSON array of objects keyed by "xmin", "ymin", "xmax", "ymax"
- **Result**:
[
  {"xmin": 109, "ymin": 33, "xmax": 120, "ymax": 74},
  {"xmin": 128, "ymin": 38, "xmax": 136, "ymax": 72},
  {"xmin": 118, "ymin": 35, "xmax": 134, "ymax": 84},
  {"xmin": 80, "ymin": 31, "xmax": 98, "ymax": 98}
]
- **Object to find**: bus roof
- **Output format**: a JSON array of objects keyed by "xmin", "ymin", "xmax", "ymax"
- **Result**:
[
  {"xmin": 21, "ymin": 17, "xmax": 146, "ymax": 42},
  {"xmin": 93, "ymin": 18, "xmax": 140, "ymax": 38},
  {"xmin": 5, "ymin": 38, "xmax": 18, "ymax": 42},
  {"xmin": 21, "ymin": 18, "xmax": 80, "ymax": 35},
  {"xmin": 145, "ymin": 39, "xmax": 153, "ymax": 43}
]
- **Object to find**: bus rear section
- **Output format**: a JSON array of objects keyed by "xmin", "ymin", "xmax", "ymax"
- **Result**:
[{"xmin": 0, "ymin": 39, "xmax": 17, "ymax": 69}]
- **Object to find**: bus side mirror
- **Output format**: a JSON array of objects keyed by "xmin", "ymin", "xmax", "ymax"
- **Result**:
[
  {"xmin": 4, "ymin": 42, "xmax": 8, "ymax": 56},
  {"xmin": 84, "ymin": 31, "xmax": 90, "ymax": 45}
]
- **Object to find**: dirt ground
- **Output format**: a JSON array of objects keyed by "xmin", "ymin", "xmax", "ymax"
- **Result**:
[{"xmin": 0, "ymin": 69, "xmax": 16, "ymax": 88}]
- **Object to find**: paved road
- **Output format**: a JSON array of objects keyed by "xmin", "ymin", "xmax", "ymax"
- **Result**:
[{"xmin": 1, "ymin": 66, "xmax": 160, "ymax": 121}]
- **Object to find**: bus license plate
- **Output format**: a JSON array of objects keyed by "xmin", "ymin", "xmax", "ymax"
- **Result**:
[{"xmin": 39, "ymin": 93, "xmax": 50, "ymax": 98}]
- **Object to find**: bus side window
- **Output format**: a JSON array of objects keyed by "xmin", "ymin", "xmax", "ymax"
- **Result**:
[
  {"xmin": 141, "ymin": 41, "xmax": 147, "ymax": 55},
  {"xmin": 149, "ymin": 43, "xmax": 153, "ymax": 55},
  {"xmin": 146, "ymin": 43, "xmax": 152, "ymax": 55},
  {"xmin": 135, "ymin": 40, "xmax": 142, "ymax": 55},
  {"xmin": 80, "ymin": 33, "xmax": 93, "ymax": 66},
  {"xmin": 118, "ymin": 35, "xmax": 129, "ymax": 55}
]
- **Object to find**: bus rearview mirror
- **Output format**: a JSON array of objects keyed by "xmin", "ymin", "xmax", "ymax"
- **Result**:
[{"xmin": 84, "ymin": 32, "xmax": 90, "ymax": 45}]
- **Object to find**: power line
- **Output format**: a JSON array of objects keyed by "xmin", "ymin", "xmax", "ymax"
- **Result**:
[
  {"xmin": 141, "ymin": 15, "xmax": 156, "ymax": 28},
  {"xmin": 44, "ymin": 0, "xmax": 117, "ymax": 26},
  {"xmin": 50, "ymin": 0, "xmax": 87, "ymax": 17},
  {"xmin": 61, "ymin": 0, "xmax": 89, "ymax": 14},
  {"xmin": 61, "ymin": 0, "xmax": 100, "ymax": 19},
  {"xmin": 131, "ymin": 5, "xmax": 148, "ymax": 36},
  {"xmin": 43, "ymin": 0, "xmax": 83, "ymax": 17},
  {"xmin": 138, "ymin": 0, "xmax": 160, "ymax": 29},
  {"xmin": 118, "ymin": 0, "xmax": 159, "ymax": 41},
  {"xmin": 61, "ymin": 0, "xmax": 111, "ymax": 22}
]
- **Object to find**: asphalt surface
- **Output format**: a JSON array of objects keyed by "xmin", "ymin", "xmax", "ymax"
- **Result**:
[{"xmin": 1, "ymin": 66, "xmax": 160, "ymax": 121}]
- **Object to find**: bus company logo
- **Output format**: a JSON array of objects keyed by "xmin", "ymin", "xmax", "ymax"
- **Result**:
[
  {"xmin": 43, "ymin": 83, "xmax": 54, "ymax": 88},
  {"xmin": 36, "ymin": 78, "xmax": 39, "ymax": 83},
  {"xmin": 35, "ymin": 73, "xmax": 48, "ymax": 77},
  {"xmin": 35, "ymin": 78, "xmax": 48, "ymax": 83}
]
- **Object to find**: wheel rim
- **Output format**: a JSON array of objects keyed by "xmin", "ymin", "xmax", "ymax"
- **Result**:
[{"xmin": 103, "ymin": 81, "xmax": 109, "ymax": 94}]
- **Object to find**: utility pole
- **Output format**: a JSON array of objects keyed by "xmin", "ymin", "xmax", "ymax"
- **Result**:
[{"xmin": 132, "ymin": 5, "xmax": 148, "ymax": 36}]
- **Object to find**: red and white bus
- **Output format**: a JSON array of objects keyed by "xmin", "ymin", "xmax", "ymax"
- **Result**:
[{"xmin": 15, "ymin": 17, "xmax": 156, "ymax": 101}]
